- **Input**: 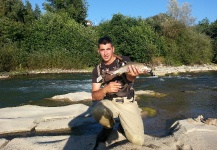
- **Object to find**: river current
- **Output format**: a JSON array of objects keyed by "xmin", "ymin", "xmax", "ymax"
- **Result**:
[{"xmin": 0, "ymin": 71, "xmax": 217, "ymax": 136}]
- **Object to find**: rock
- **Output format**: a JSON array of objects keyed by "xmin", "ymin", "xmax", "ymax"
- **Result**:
[
  {"xmin": 135, "ymin": 90, "xmax": 167, "ymax": 98},
  {"xmin": 152, "ymin": 64, "xmax": 217, "ymax": 76},
  {"xmin": 0, "ymin": 104, "xmax": 96, "ymax": 134},
  {"xmin": 50, "ymin": 90, "xmax": 167, "ymax": 102},
  {"xmin": 170, "ymin": 118, "xmax": 217, "ymax": 150},
  {"xmin": 204, "ymin": 118, "xmax": 217, "ymax": 126},
  {"xmin": 0, "ymin": 139, "xmax": 8, "ymax": 149},
  {"xmin": 51, "ymin": 91, "xmax": 92, "ymax": 101}
]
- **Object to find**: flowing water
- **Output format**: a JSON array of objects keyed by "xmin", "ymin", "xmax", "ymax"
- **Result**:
[{"xmin": 0, "ymin": 71, "xmax": 217, "ymax": 136}]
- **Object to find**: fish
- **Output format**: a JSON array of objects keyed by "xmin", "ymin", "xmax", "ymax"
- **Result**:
[{"xmin": 111, "ymin": 62, "xmax": 153, "ymax": 76}]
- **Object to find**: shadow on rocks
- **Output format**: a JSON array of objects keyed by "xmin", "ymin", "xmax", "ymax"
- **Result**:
[{"xmin": 62, "ymin": 101, "xmax": 127, "ymax": 150}]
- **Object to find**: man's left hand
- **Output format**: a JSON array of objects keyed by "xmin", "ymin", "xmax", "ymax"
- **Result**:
[{"xmin": 127, "ymin": 65, "xmax": 145, "ymax": 77}]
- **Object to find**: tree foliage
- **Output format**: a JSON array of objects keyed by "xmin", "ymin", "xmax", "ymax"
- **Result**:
[
  {"xmin": 43, "ymin": 0, "xmax": 88, "ymax": 25},
  {"xmin": 20, "ymin": 12, "xmax": 98, "ymax": 69},
  {"xmin": 0, "ymin": 0, "xmax": 216, "ymax": 72},
  {"xmin": 146, "ymin": 13, "xmax": 212, "ymax": 65},
  {"xmin": 96, "ymin": 14, "xmax": 166, "ymax": 63},
  {"xmin": 195, "ymin": 18, "xmax": 217, "ymax": 63},
  {"xmin": 0, "ymin": 0, "xmax": 99, "ymax": 71},
  {"xmin": 0, "ymin": 0, "xmax": 40, "ymax": 23}
]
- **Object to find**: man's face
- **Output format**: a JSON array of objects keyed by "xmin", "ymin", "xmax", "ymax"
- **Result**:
[{"xmin": 98, "ymin": 43, "xmax": 114, "ymax": 64}]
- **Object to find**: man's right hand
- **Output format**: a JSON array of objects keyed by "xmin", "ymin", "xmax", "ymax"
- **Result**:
[
  {"xmin": 92, "ymin": 81, "xmax": 122, "ymax": 100},
  {"xmin": 104, "ymin": 81, "xmax": 122, "ymax": 94}
]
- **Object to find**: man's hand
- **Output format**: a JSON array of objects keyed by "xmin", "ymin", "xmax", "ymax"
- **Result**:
[
  {"xmin": 92, "ymin": 81, "xmax": 122, "ymax": 101},
  {"xmin": 127, "ymin": 65, "xmax": 147, "ymax": 76},
  {"xmin": 104, "ymin": 81, "xmax": 122, "ymax": 93},
  {"xmin": 127, "ymin": 65, "xmax": 139, "ymax": 77},
  {"xmin": 126, "ymin": 65, "xmax": 147, "ymax": 81}
]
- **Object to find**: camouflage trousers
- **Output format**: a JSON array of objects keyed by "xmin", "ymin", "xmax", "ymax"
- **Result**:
[{"xmin": 91, "ymin": 97, "xmax": 144, "ymax": 146}]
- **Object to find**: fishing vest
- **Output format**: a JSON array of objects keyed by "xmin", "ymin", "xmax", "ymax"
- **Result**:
[{"xmin": 96, "ymin": 55, "xmax": 134, "ymax": 98}]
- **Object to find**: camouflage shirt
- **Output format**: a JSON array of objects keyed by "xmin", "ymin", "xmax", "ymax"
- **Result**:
[{"xmin": 92, "ymin": 56, "xmax": 134, "ymax": 98}]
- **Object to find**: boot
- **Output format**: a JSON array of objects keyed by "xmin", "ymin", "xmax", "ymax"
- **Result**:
[
  {"xmin": 93, "ymin": 127, "xmax": 113, "ymax": 150},
  {"xmin": 117, "ymin": 123, "xmax": 125, "ymax": 136}
]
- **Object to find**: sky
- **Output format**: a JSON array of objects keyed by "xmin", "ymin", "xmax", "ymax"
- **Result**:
[{"xmin": 28, "ymin": 0, "xmax": 217, "ymax": 25}]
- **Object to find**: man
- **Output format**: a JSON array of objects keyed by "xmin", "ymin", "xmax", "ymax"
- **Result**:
[{"xmin": 91, "ymin": 36, "xmax": 147, "ymax": 148}]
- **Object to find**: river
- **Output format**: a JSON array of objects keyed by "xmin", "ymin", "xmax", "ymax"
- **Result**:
[{"xmin": 0, "ymin": 71, "xmax": 217, "ymax": 136}]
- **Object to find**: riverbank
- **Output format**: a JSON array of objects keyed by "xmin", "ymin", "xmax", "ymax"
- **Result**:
[
  {"xmin": 0, "ymin": 64, "xmax": 217, "ymax": 79},
  {"xmin": 0, "ymin": 68, "xmax": 91, "ymax": 79},
  {"xmin": 152, "ymin": 64, "xmax": 217, "ymax": 76},
  {"xmin": 0, "ymin": 102, "xmax": 216, "ymax": 150}
]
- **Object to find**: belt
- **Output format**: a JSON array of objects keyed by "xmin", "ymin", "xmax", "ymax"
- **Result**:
[
  {"xmin": 112, "ymin": 97, "xmax": 134, "ymax": 103},
  {"xmin": 104, "ymin": 91, "xmax": 134, "ymax": 101}
]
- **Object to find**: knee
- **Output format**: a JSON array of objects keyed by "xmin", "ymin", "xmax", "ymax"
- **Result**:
[
  {"xmin": 91, "ymin": 103, "xmax": 105, "ymax": 120},
  {"xmin": 128, "ymin": 134, "xmax": 144, "ymax": 146},
  {"xmin": 91, "ymin": 103, "xmax": 114, "ymax": 128}
]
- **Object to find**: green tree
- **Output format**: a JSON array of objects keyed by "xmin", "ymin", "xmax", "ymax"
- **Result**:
[
  {"xmin": 0, "ymin": 0, "xmax": 25, "ymax": 23},
  {"xmin": 43, "ymin": 0, "xmax": 88, "ymax": 25},
  {"xmin": 196, "ymin": 18, "xmax": 210, "ymax": 33},
  {"xmin": 0, "ymin": 0, "xmax": 42, "ymax": 71},
  {"xmin": 34, "ymin": 4, "xmax": 41, "ymax": 20},
  {"xmin": 97, "ymin": 14, "xmax": 166, "ymax": 63},
  {"xmin": 145, "ymin": 13, "xmax": 212, "ymax": 65},
  {"xmin": 0, "ymin": 0, "xmax": 40, "ymax": 44},
  {"xmin": 21, "ymin": 12, "xmax": 98, "ymax": 69},
  {"xmin": 24, "ymin": 0, "xmax": 36, "ymax": 24},
  {"xmin": 0, "ymin": 42, "xmax": 23, "ymax": 71},
  {"xmin": 0, "ymin": 0, "xmax": 40, "ymax": 23},
  {"xmin": 196, "ymin": 19, "xmax": 217, "ymax": 63},
  {"xmin": 209, "ymin": 20, "xmax": 217, "ymax": 63},
  {"xmin": 176, "ymin": 29, "xmax": 212, "ymax": 64}
]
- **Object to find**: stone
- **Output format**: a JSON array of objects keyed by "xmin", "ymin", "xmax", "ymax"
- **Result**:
[{"xmin": 51, "ymin": 92, "xmax": 91, "ymax": 101}]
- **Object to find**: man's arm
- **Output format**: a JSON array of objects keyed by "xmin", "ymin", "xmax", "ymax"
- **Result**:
[{"xmin": 92, "ymin": 83, "xmax": 106, "ymax": 100}]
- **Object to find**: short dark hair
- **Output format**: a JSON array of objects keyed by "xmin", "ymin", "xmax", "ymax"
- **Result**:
[{"xmin": 98, "ymin": 36, "xmax": 113, "ymax": 48}]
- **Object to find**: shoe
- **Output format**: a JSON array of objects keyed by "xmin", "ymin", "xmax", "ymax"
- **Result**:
[
  {"xmin": 117, "ymin": 123, "xmax": 125, "ymax": 135},
  {"xmin": 92, "ymin": 142, "xmax": 106, "ymax": 150},
  {"xmin": 93, "ymin": 127, "xmax": 113, "ymax": 150}
]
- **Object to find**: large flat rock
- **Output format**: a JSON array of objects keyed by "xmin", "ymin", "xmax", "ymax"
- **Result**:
[
  {"xmin": 0, "ymin": 132, "xmax": 178, "ymax": 150},
  {"xmin": 51, "ymin": 92, "xmax": 92, "ymax": 101},
  {"xmin": 170, "ymin": 118, "xmax": 217, "ymax": 150},
  {"xmin": 0, "ymin": 104, "xmax": 95, "ymax": 134}
]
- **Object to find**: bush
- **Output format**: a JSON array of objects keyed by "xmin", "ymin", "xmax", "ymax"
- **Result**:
[
  {"xmin": 0, "ymin": 43, "xmax": 21, "ymax": 71},
  {"xmin": 96, "ymin": 14, "xmax": 166, "ymax": 63},
  {"xmin": 21, "ymin": 12, "xmax": 99, "ymax": 69},
  {"xmin": 147, "ymin": 14, "xmax": 213, "ymax": 65}
]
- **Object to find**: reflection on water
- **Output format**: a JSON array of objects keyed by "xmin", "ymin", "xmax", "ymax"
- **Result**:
[{"xmin": 0, "ymin": 71, "xmax": 217, "ymax": 136}]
